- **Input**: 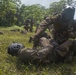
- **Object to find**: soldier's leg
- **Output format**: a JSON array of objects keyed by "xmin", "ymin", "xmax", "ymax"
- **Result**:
[
  {"xmin": 39, "ymin": 37, "xmax": 50, "ymax": 47},
  {"xmin": 32, "ymin": 36, "xmax": 48, "ymax": 49},
  {"xmin": 64, "ymin": 51, "xmax": 73, "ymax": 63},
  {"xmin": 32, "ymin": 38, "xmax": 63, "ymax": 63},
  {"xmin": 30, "ymin": 28, "xmax": 32, "ymax": 32},
  {"xmin": 56, "ymin": 40, "xmax": 73, "ymax": 57},
  {"xmin": 33, "ymin": 35, "xmax": 50, "ymax": 48},
  {"xmin": 30, "ymin": 25, "xmax": 33, "ymax": 32},
  {"xmin": 55, "ymin": 40, "xmax": 74, "ymax": 62}
]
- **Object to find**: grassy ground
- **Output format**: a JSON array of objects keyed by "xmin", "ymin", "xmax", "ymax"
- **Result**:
[{"xmin": 0, "ymin": 26, "xmax": 76, "ymax": 75}]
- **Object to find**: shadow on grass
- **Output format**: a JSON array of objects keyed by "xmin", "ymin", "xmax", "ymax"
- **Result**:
[
  {"xmin": 6, "ymin": 54, "xmax": 76, "ymax": 75},
  {"xmin": 15, "ymin": 58, "xmax": 75, "ymax": 75}
]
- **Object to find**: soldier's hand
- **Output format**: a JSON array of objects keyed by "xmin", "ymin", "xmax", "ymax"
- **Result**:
[
  {"xmin": 28, "ymin": 36, "xmax": 33, "ymax": 43},
  {"xmin": 28, "ymin": 35, "xmax": 39, "ymax": 43}
]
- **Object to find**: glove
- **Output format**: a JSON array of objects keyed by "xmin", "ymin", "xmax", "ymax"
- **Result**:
[{"xmin": 32, "ymin": 35, "xmax": 40, "ymax": 48}]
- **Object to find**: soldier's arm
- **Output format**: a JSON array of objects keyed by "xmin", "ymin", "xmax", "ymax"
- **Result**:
[
  {"xmin": 68, "ymin": 20, "xmax": 76, "ymax": 39},
  {"xmin": 31, "ymin": 17, "xmax": 53, "ymax": 48},
  {"xmin": 34, "ymin": 17, "xmax": 53, "ymax": 37}
]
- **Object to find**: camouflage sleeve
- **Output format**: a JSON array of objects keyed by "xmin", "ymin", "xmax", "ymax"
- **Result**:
[
  {"xmin": 32, "ymin": 16, "xmax": 55, "ymax": 48},
  {"xmin": 70, "ymin": 20, "xmax": 76, "ymax": 38},
  {"xmin": 35, "ymin": 17, "xmax": 53, "ymax": 37}
]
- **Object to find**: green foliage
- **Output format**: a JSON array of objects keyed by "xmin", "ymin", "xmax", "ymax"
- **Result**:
[
  {"xmin": 0, "ymin": 0, "xmax": 76, "ymax": 27},
  {"xmin": 0, "ymin": 0, "xmax": 20, "ymax": 26},
  {"xmin": 16, "ymin": 4, "xmax": 47, "ymax": 26},
  {"xmin": 49, "ymin": 0, "xmax": 76, "ymax": 15},
  {"xmin": 49, "ymin": 0, "xmax": 66, "ymax": 15}
]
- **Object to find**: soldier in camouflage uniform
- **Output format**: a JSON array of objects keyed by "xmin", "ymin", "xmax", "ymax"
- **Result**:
[
  {"xmin": 24, "ymin": 18, "xmax": 34, "ymax": 32},
  {"xmin": 31, "ymin": 5, "xmax": 76, "ymax": 62},
  {"xmin": 24, "ymin": 18, "xmax": 30, "ymax": 32},
  {"xmin": 7, "ymin": 5, "xmax": 76, "ymax": 64}
]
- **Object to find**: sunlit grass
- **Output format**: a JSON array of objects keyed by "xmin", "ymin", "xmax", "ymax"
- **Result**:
[{"xmin": 0, "ymin": 26, "xmax": 76, "ymax": 75}]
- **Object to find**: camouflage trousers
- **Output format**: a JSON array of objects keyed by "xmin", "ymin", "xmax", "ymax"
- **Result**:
[{"xmin": 18, "ymin": 37, "xmax": 75, "ymax": 64}]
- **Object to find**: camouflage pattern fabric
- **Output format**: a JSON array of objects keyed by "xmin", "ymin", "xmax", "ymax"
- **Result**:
[
  {"xmin": 56, "ymin": 40, "xmax": 73, "ymax": 57},
  {"xmin": 18, "ymin": 46, "xmax": 53, "ymax": 63},
  {"xmin": 32, "ymin": 14, "xmax": 76, "ymax": 58},
  {"xmin": 24, "ymin": 18, "xmax": 34, "ymax": 32},
  {"xmin": 17, "ymin": 38, "xmax": 75, "ymax": 63}
]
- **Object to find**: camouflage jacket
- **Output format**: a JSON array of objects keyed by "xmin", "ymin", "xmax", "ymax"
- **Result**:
[{"xmin": 34, "ymin": 14, "xmax": 75, "ymax": 44}]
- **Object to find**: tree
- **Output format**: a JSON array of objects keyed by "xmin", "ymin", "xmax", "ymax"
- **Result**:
[
  {"xmin": 0, "ymin": 0, "xmax": 21, "ymax": 26},
  {"xmin": 49, "ymin": 0, "xmax": 66, "ymax": 15},
  {"xmin": 49, "ymin": 0, "xmax": 76, "ymax": 15}
]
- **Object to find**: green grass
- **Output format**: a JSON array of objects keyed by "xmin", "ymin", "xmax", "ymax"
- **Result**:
[{"xmin": 0, "ymin": 26, "xmax": 76, "ymax": 75}]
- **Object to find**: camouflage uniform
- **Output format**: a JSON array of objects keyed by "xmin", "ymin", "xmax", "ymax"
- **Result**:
[
  {"xmin": 18, "ymin": 46, "xmax": 53, "ymax": 64},
  {"xmin": 8, "ymin": 6, "xmax": 76, "ymax": 63},
  {"xmin": 11, "ymin": 40, "xmax": 75, "ymax": 64},
  {"xmin": 25, "ymin": 7, "xmax": 76, "ymax": 63},
  {"xmin": 17, "ymin": 14, "xmax": 76, "ymax": 63},
  {"xmin": 24, "ymin": 19, "xmax": 30, "ymax": 31},
  {"xmin": 24, "ymin": 18, "xmax": 34, "ymax": 32},
  {"xmin": 31, "ymin": 12, "xmax": 76, "ymax": 62}
]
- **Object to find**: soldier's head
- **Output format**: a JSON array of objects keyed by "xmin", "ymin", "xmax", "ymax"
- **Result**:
[
  {"xmin": 61, "ymin": 5, "xmax": 75, "ymax": 21},
  {"xmin": 7, "ymin": 43, "xmax": 25, "ymax": 56}
]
